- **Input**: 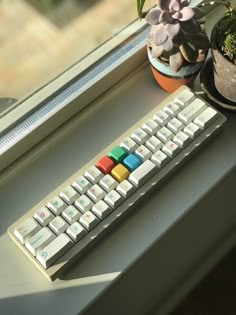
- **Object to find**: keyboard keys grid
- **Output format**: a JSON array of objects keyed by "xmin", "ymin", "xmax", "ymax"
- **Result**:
[{"xmin": 8, "ymin": 86, "xmax": 226, "ymax": 281}]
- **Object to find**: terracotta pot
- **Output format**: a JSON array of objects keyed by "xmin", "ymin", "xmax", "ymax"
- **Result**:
[
  {"xmin": 211, "ymin": 20, "xmax": 236, "ymax": 102},
  {"xmin": 147, "ymin": 47, "xmax": 205, "ymax": 93}
]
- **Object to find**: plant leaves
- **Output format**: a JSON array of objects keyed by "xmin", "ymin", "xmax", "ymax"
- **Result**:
[
  {"xmin": 179, "ymin": 7, "xmax": 195, "ymax": 21},
  {"xmin": 172, "ymin": 12, "xmax": 182, "ymax": 19},
  {"xmin": 156, "ymin": 0, "xmax": 171, "ymax": 11},
  {"xmin": 146, "ymin": 8, "xmax": 161, "ymax": 25},
  {"xmin": 137, "ymin": 0, "xmax": 146, "ymax": 18},
  {"xmin": 186, "ymin": 32, "xmax": 210, "ymax": 49},
  {"xmin": 169, "ymin": 0, "xmax": 181, "ymax": 11},
  {"xmin": 180, "ymin": 41, "xmax": 198, "ymax": 62},
  {"xmin": 180, "ymin": 20, "xmax": 201, "ymax": 33},
  {"xmin": 169, "ymin": 49, "xmax": 185, "ymax": 72},
  {"xmin": 166, "ymin": 22, "xmax": 181, "ymax": 39},
  {"xmin": 166, "ymin": 21, "xmax": 183, "ymax": 46},
  {"xmin": 197, "ymin": 50, "xmax": 207, "ymax": 62},
  {"xmin": 159, "ymin": 11, "xmax": 173, "ymax": 24},
  {"xmin": 151, "ymin": 45, "xmax": 164, "ymax": 58},
  {"xmin": 162, "ymin": 37, "xmax": 174, "ymax": 52},
  {"xmin": 154, "ymin": 24, "xmax": 168, "ymax": 45}
]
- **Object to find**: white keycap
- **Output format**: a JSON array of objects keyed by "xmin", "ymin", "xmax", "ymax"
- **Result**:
[
  {"xmin": 157, "ymin": 127, "xmax": 173, "ymax": 143},
  {"xmin": 178, "ymin": 98, "xmax": 207, "ymax": 125},
  {"xmin": 153, "ymin": 110, "xmax": 170, "ymax": 126},
  {"xmin": 174, "ymin": 89, "xmax": 195, "ymax": 108},
  {"xmin": 14, "ymin": 218, "xmax": 41, "ymax": 244},
  {"xmin": 79, "ymin": 211, "xmax": 100, "ymax": 231},
  {"xmin": 92, "ymin": 200, "xmax": 112, "ymax": 219},
  {"xmin": 173, "ymin": 131, "xmax": 191, "ymax": 148},
  {"xmin": 135, "ymin": 145, "xmax": 152, "ymax": 162},
  {"xmin": 145, "ymin": 136, "xmax": 163, "ymax": 153},
  {"xmin": 49, "ymin": 216, "xmax": 69, "ymax": 235},
  {"xmin": 104, "ymin": 190, "xmax": 124, "ymax": 209},
  {"xmin": 62, "ymin": 205, "xmax": 82, "ymax": 224},
  {"xmin": 131, "ymin": 128, "xmax": 149, "ymax": 145},
  {"xmin": 162, "ymin": 141, "xmax": 181, "ymax": 158},
  {"xmin": 142, "ymin": 119, "xmax": 160, "ymax": 135},
  {"xmin": 60, "ymin": 186, "xmax": 79, "ymax": 205},
  {"xmin": 87, "ymin": 184, "xmax": 106, "ymax": 202},
  {"xmin": 151, "ymin": 150, "xmax": 169, "ymax": 168},
  {"xmin": 120, "ymin": 137, "xmax": 138, "ymax": 153},
  {"xmin": 67, "ymin": 222, "xmax": 87, "ymax": 242},
  {"xmin": 194, "ymin": 107, "xmax": 218, "ymax": 130},
  {"xmin": 36, "ymin": 233, "xmax": 73, "ymax": 269},
  {"xmin": 72, "ymin": 176, "xmax": 92, "ymax": 194},
  {"xmin": 116, "ymin": 180, "xmax": 136, "ymax": 199},
  {"xmin": 163, "ymin": 102, "xmax": 180, "ymax": 117},
  {"xmin": 25, "ymin": 227, "xmax": 56, "ymax": 256},
  {"xmin": 47, "ymin": 196, "xmax": 67, "ymax": 215},
  {"xmin": 128, "ymin": 160, "xmax": 156, "ymax": 188},
  {"xmin": 184, "ymin": 122, "xmax": 201, "ymax": 139},
  {"xmin": 34, "ymin": 207, "xmax": 54, "ymax": 227},
  {"xmin": 99, "ymin": 174, "xmax": 118, "ymax": 192},
  {"xmin": 167, "ymin": 118, "xmax": 184, "ymax": 134},
  {"xmin": 85, "ymin": 166, "xmax": 103, "ymax": 184},
  {"xmin": 75, "ymin": 195, "xmax": 94, "ymax": 213}
]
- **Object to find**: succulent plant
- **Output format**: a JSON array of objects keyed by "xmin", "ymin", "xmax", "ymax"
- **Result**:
[{"xmin": 143, "ymin": 0, "xmax": 210, "ymax": 72}]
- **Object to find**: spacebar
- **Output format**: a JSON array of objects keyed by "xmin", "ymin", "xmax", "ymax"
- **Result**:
[
  {"xmin": 36, "ymin": 233, "xmax": 73, "ymax": 269},
  {"xmin": 128, "ymin": 160, "xmax": 157, "ymax": 188}
]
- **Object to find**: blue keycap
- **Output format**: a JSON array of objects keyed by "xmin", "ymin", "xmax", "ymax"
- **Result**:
[{"xmin": 122, "ymin": 154, "xmax": 142, "ymax": 172}]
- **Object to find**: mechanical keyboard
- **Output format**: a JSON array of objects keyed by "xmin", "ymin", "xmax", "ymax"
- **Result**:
[{"xmin": 8, "ymin": 86, "xmax": 227, "ymax": 281}]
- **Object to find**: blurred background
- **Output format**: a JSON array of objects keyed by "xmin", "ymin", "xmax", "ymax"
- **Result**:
[{"xmin": 0, "ymin": 0, "xmax": 152, "ymax": 101}]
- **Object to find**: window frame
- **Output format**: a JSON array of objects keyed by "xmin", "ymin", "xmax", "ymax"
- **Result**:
[{"xmin": 0, "ymin": 0, "xmax": 208, "ymax": 174}]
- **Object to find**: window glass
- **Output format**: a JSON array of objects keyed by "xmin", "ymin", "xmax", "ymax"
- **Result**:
[{"xmin": 0, "ymin": 0, "xmax": 153, "ymax": 115}]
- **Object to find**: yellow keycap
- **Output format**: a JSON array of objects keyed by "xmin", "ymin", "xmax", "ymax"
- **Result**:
[{"xmin": 111, "ymin": 164, "xmax": 130, "ymax": 183}]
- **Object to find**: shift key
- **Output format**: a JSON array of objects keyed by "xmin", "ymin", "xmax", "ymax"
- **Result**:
[
  {"xmin": 128, "ymin": 160, "xmax": 157, "ymax": 188},
  {"xmin": 36, "ymin": 233, "xmax": 73, "ymax": 269},
  {"xmin": 178, "ymin": 99, "xmax": 207, "ymax": 124}
]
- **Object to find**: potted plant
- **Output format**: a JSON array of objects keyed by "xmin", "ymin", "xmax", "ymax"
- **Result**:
[
  {"xmin": 211, "ymin": 2, "xmax": 236, "ymax": 102},
  {"xmin": 137, "ymin": 0, "xmax": 210, "ymax": 92}
]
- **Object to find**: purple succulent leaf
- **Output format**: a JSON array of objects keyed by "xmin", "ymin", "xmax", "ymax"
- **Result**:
[
  {"xmin": 196, "ymin": 50, "xmax": 207, "ymax": 62},
  {"xmin": 180, "ymin": 41, "xmax": 198, "ymax": 62},
  {"xmin": 192, "ymin": 7, "xmax": 206, "ymax": 20},
  {"xmin": 151, "ymin": 45, "xmax": 164, "ymax": 58},
  {"xmin": 154, "ymin": 24, "xmax": 168, "ymax": 45},
  {"xmin": 166, "ymin": 21, "xmax": 183, "ymax": 46},
  {"xmin": 156, "ymin": 0, "xmax": 171, "ymax": 11},
  {"xmin": 166, "ymin": 22, "xmax": 181, "ymax": 39},
  {"xmin": 173, "ymin": 31, "xmax": 184, "ymax": 46},
  {"xmin": 149, "ymin": 25, "xmax": 161, "ymax": 38},
  {"xmin": 169, "ymin": 49, "xmax": 185, "ymax": 72},
  {"xmin": 146, "ymin": 8, "xmax": 161, "ymax": 25},
  {"xmin": 159, "ymin": 11, "xmax": 173, "ymax": 24},
  {"xmin": 185, "ymin": 32, "xmax": 210, "ymax": 49},
  {"xmin": 162, "ymin": 36, "xmax": 174, "ymax": 52},
  {"xmin": 169, "ymin": 0, "xmax": 181, "ymax": 12},
  {"xmin": 172, "ymin": 12, "xmax": 181, "ymax": 19},
  {"xmin": 180, "ymin": 20, "xmax": 201, "ymax": 33},
  {"xmin": 179, "ymin": 7, "xmax": 195, "ymax": 21},
  {"xmin": 147, "ymin": 36, "xmax": 154, "ymax": 47}
]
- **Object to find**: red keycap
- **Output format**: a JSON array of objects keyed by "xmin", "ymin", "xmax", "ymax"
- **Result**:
[{"xmin": 96, "ymin": 156, "xmax": 116, "ymax": 174}]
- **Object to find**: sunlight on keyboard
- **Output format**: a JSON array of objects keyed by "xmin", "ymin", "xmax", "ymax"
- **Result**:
[{"xmin": 7, "ymin": 86, "xmax": 227, "ymax": 281}]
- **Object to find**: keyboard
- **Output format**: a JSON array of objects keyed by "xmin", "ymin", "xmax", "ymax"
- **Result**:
[{"xmin": 8, "ymin": 86, "xmax": 226, "ymax": 281}]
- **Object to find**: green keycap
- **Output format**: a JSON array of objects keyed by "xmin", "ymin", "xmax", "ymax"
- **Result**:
[{"xmin": 108, "ymin": 146, "xmax": 127, "ymax": 163}]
